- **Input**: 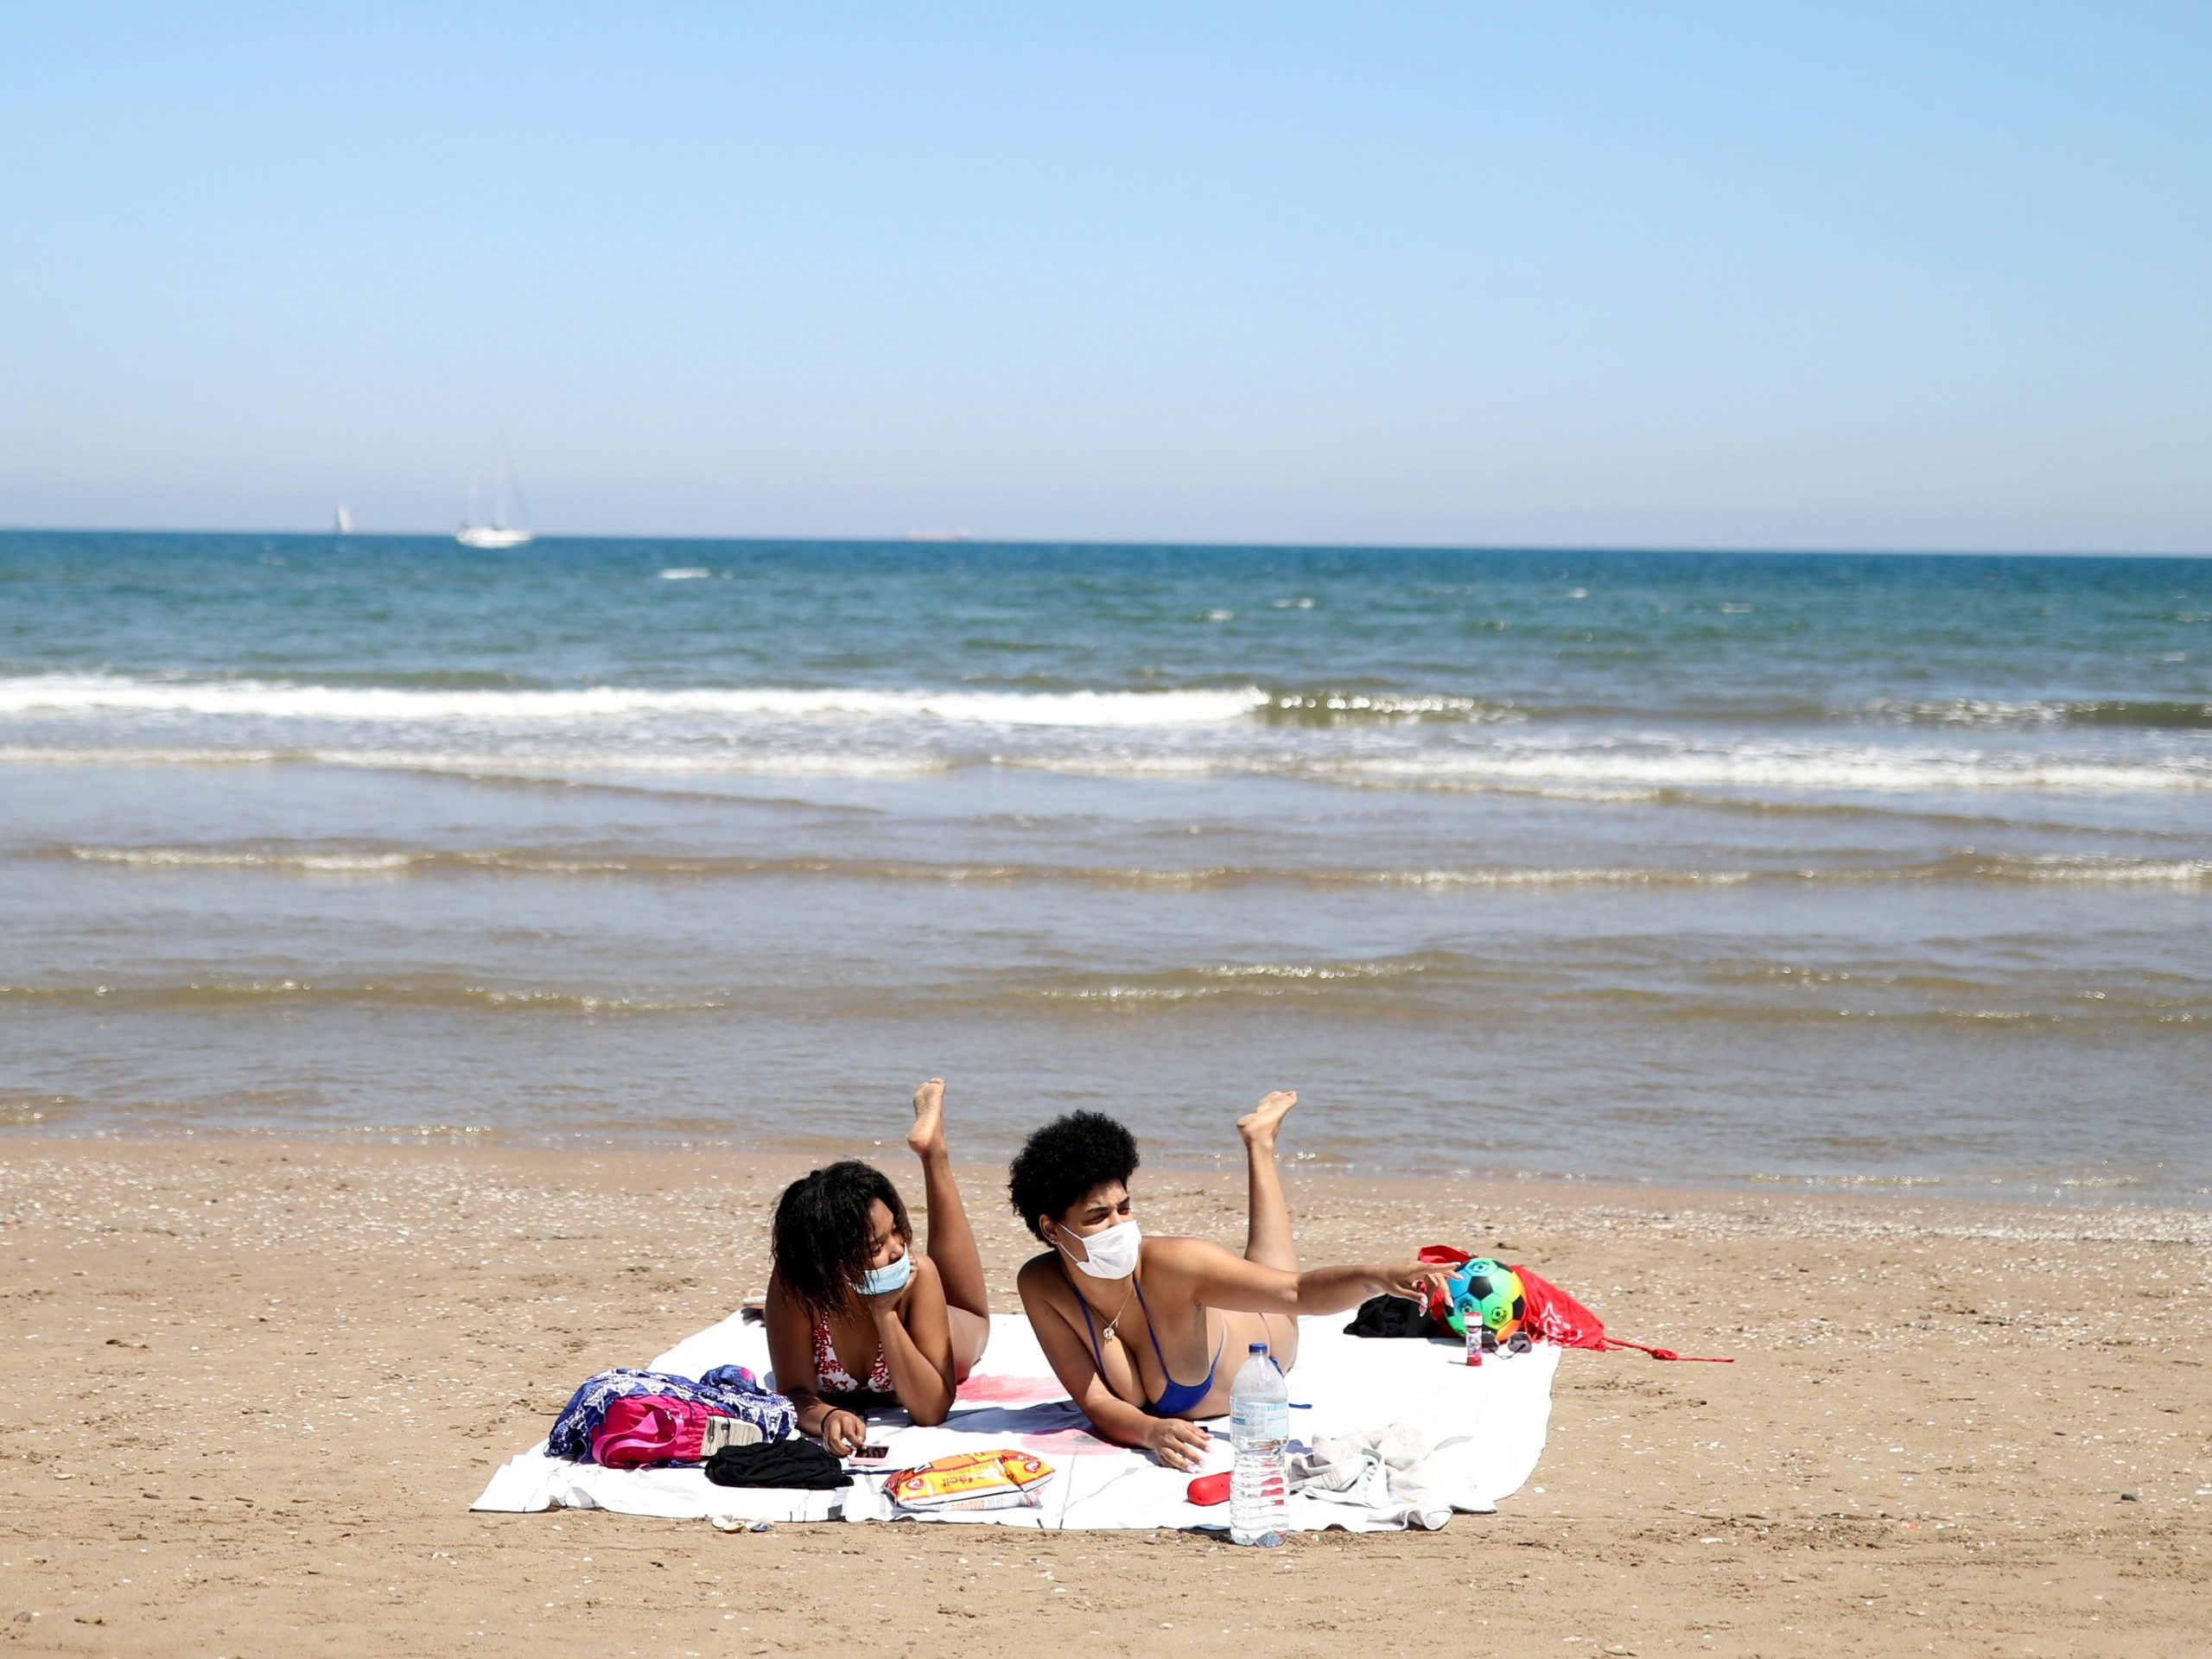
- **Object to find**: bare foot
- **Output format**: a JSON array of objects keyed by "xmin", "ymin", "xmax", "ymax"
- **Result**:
[
  {"xmin": 1236, "ymin": 1089, "xmax": 1297, "ymax": 1152},
  {"xmin": 908, "ymin": 1077, "xmax": 947, "ymax": 1159}
]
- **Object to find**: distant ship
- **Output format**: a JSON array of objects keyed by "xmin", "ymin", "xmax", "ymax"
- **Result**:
[
  {"xmin": 456, "ymin": 453, "xmax": 535, "ymax": 549},
  {"xmin": 904, "ymin": 526, "xmax": 973, "ymax": 543}
]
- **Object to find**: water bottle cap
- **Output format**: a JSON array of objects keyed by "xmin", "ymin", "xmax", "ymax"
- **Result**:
[{"xmin": 1248, "ymin": 1342, "xmax": 1267, "ymax": 1354}]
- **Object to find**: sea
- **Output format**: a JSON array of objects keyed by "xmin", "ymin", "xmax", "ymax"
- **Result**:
[{"xmin": 2, "ymin": 532, "xmax": 2206, "ymax": 1204}]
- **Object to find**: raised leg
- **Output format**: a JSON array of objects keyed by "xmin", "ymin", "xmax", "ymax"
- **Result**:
[
  {"xmin": 909, "ymin": 1077, "xmax": 990, "ymax": 1376},
  {"xmin": 1229, "ymin": 1089, "xmax": 1303, "ymax": 1372},
  {"xmin": 1237, "ymin": 1089, "xmax": 1300, "ymax": 1271}
]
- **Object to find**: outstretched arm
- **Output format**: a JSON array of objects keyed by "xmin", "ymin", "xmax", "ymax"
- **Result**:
[{"xmin": 1147, "ymin": 1236, "xmax": 1446, "ymax": 1318}]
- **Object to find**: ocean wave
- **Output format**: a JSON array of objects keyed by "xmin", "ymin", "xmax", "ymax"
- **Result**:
[
  {"xmin": 1313, "ymin": 748, "xmax": 2212, "ymax": 793},
  {"xmin": 1014, "ymin": 953, "xmax": 1482, "ymax": 1007},
  {"xmin": 0, "ymin": 1096, "xmax": 69, "ymax": 1128},
  {"xmin": 2, "ymin": 728, "xmax": 2205, "ymax": 798},
  {"xmin": 36, "ymin": 842, "xmax": 2212, "ymax": 889},
  {"xmin": 0, "ymin": 673, "xmax": 1268, "ymax": 728},
  {"xmin": 0, "ymin": 742, "xmax": 960, "ymax": 778},
  {"xmin": 17, "ymin": 671, "xmax": 2205, "ymax": 736},
  {"xmin": 0, "ymin": 981, "xmax": 730, "ymax": 1014},
  {"xmin": 41, "ymin": 842, "xmax": 1764, "ymax": 887},
  {"xmin": 1262, "ymin": 692, "xmax": 2212, "ymax": 731},
  {"xmin": 65, "ymin": 847, "xmax": 420, "ymax": 874},
  {"xmin": 4, "ymin": 968, "xmax": 2202, "ymax": 1030},
  {"xmin": 1866, "ymin": 697, "xmax": 2212, "ymax": 731},
  {"xmin": 1002, "ymin": 970, "xmax": 2209, "ymax": 1025},
  {"xmin": 0, "ymin": 744, "xmax": 286, "ymax": 768},
  {"xmin": 1959, "ymin": 854, "xmax": 2212, "ymax": 885},
  {"xmin": 3, "ymin": 643, "xmax": 2207, "ymax": 748},
  {"xmin": 1255, "ymin": 691, "xmax": 1522, "ymax": 726}
]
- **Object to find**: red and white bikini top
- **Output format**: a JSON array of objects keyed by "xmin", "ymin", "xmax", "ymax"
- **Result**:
[{"xmin": 812, "ymin": 1316, "xmax": 893, "ymax": 1394}]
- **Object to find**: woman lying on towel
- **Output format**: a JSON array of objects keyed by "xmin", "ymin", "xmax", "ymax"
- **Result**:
[
  {"xmin": 765, "ymin": 1078, "xmax": 989, "ymax": 1455},
  {"xmin": 1012, "ymin": 1091, "xmax": 1447, "ymax": 1471}
]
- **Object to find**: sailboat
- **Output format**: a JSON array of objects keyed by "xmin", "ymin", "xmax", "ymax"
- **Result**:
[
  {"xmin": 456, "ymin": 454, "xmax": 535, "ymax": 549},
  {"xmin": 334, "ymin": 503, "xmax": 353, "ymax": 535}
]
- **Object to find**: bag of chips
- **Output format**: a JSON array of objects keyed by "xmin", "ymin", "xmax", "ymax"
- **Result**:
[{"xmin": 884, "ymin": 1449, "xmax": 1056, "ymax": 1513}]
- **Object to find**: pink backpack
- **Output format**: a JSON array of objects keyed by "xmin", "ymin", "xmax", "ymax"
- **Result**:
[{"xmin": 589, "ymin": 1395, "xmax": 721, "ymax": 1467}]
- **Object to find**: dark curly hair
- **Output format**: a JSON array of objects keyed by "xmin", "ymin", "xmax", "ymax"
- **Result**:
[
  {"xmin": 1007, "ymin": 1111, "xmax": 1140, "ymax": 1239},
  {"xmin": 771, "ymin": 1160, "xmax": 912, "ymax": 1323}
]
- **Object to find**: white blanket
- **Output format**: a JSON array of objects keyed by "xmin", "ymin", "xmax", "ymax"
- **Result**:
[{"xmin": 473, "ymin": 1311, "xmax": 1558, "ymax": 1531}]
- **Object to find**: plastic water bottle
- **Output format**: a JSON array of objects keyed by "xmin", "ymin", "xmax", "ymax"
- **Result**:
[{"xmin": 1228, "ymin": 1340, "xmax": 1288, "ymax": 1547}]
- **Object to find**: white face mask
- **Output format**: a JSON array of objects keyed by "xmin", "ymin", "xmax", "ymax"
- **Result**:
[{"xmin": 1057, "ymin": 1217, "xmax": 1141, "ymax": 1281}]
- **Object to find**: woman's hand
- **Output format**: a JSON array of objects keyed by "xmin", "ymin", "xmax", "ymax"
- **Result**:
[
  {"xmin": 1142, "ymin": 1416, "xmax": 1215, "ymax": 1472},
  {"xmin": 817, "ymin": 1408, "xmax": 868, "ymax": 1457},
  {"xmin": 861, "ymin": 1285, "xmax": 908, "ymax": 1323},
  {"xmin": 1375, "ymin": 1262, "xmax": 1452, "ymax": 1304}
]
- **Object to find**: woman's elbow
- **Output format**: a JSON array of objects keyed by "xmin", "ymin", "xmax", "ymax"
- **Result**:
[{"xmin": 906, "ymin": 1398, "xmax": 952, "ymax": 1427}]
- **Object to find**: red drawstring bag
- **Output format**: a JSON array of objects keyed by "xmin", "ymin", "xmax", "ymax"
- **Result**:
[
  {"xmin": 1512, "ymin": 1261, "xmax": 1732, "ymax": 1362},
  {"xmin": 1416, "ymin": 1244, "xmax": 1732, "ymax": 1363}
]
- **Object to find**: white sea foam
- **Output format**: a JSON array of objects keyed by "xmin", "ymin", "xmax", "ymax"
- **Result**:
[
  {"xmin": 1383, "ymin": 866, "xmax": 1755, "ymax": 887},
  {"xmin": 0, "ymin": 673, "xmax": 1267, "ymax": 728},
  {"xmin": 0, "ymin": 744, "xmax": 283, "ymax": 768},
  {"xmin": 2002, "ymin": 855, "xmax": 2212, "ymax": 885},
  {"xmin": 0, "ymin": 741, "xmax": 955, "ymax": 779},
  {"xmin": 1319, "ymin": 747, "xmax": 2212, "ymax": 793},
  {"xmin": 321, "ymin": 747, "xmax": 957, "ymax": 779},
  {"xmin": 658, "ymin": 568, "xmax": 711, "ymax": 580},
  {"xmin": 67, "ymin": 848, "xmax": 415, "ymax": 874}
]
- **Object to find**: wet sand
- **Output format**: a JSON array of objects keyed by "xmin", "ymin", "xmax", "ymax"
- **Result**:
[{"xmin": 3, "ymin": 1138, "xmax": 2207, "ymax": 1657}]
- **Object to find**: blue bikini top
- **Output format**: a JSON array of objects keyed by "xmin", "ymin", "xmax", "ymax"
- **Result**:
[{"xmin": 1074, "ymin": 1277, "xmax": 1224, "ymax": 1418}]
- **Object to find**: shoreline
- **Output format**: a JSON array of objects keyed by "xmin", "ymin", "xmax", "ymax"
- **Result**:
[
  {"xmin": 5, "ymin": 1135, "xmax": 2208, "ymax": 1656},
  {"xmin": 8, "ymin": 1127, "xmax": 2203, "ymax": 1216}
]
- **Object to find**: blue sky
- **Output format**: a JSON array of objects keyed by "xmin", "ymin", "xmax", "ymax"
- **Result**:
[{"xmin": 2, "ymin": 3, "xmax": 2207, "ymax": 550}]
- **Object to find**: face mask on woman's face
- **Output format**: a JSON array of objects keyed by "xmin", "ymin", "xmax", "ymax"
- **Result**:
[
  {"xmin": 1056, "ymin": 1217, "xmax": 1141, "ymax": 1281},
  {"xmin": 851, "ymin": 1249, "xmax": 912, "ymax": 1298}
]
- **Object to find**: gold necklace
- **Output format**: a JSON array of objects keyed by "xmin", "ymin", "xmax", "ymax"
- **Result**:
[
  {"xmin": 1058, "ymin": 1236, "xmax": 1137, "ymax": 1341},
  {"xmin": 1096, "ymin": 1277, "xmax": 1136, "ymax": 1343}
]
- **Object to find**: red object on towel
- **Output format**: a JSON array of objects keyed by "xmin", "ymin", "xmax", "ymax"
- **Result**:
[
  {"xmin": 591, "ymin": 1395, "xmax": 723, "ymax": 1467},
  {"xmin": 1186, "ymin": 1471, "xmax": 1232, "ymax": 1506}
]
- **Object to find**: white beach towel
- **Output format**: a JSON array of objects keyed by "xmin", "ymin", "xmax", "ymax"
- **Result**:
[{"xmin": 472, "ymin": 1311, "xmax": 1558, "ymax": 1531}]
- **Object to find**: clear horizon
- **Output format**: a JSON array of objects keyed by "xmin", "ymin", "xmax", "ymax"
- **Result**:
[
  {"xmin": 2, "ymin": 526, "xmax": 2207, "ymax": 560},
  {"xmin": 3, "ymin": 4, "xmax": 2209, "ymax": 552}
]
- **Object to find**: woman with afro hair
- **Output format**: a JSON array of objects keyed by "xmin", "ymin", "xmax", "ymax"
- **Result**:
[
  {"xmin": 1011, "ymin": 1090, "xmax": 1446, "ymax": 1471},
  {"xmin": 765, "ymin": 1078, "xmax": 988, "ymax": 1454}
]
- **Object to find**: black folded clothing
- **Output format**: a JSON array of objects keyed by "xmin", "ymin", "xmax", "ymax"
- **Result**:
[
  {"xmin": 1344, "ymin": 1294, "xmax": 1437, "ymax": 1338},
  {"xmin": 704, "ymin": 1439, "xmax": 852, "ymax": 1491}
]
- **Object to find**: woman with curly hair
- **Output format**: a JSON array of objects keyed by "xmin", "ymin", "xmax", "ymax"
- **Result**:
[
  {"xmin": 1012, "ymin": 1090, "xmax": 1446, "ymax": 1471},
  {"xmin": 765, "ymin": 1078, "xmax": 988, "ymax": 1454}
]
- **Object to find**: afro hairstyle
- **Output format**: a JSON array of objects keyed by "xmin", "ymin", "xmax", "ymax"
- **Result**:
[
  {"xmin": 1007, "ymin": 1110, "xmax": 1140, "ymax": 1240},
  {"xmin": 771, "ymin": 1160, "xmax": 912, "ymax": 1323}
]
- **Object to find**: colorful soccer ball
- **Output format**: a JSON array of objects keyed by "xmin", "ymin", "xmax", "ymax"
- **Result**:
[{"xmin": 1446, "ymin": 1258, "xmax": 1525, "ymax": 1343}]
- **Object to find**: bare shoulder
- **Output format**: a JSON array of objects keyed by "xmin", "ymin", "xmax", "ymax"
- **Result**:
[
  {"xmin": 1138, "ymin": 1232, "xmax": 1233, "ymax": 1277},
  {"xmin": 1016, "ymin": 1250, "xmax": 1070, "ymax": 1305},
  {"xmin": 763, "ymin": 1273, "xmax": 802, "ymax": 1322}
]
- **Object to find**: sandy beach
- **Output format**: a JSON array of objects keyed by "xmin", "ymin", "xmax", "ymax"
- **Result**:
[
  {"xmin": 3, "ymin": 1137, "xmax": 2206, "ymax": 1657},
  {"xmin": 11, "ymin": 6, "xmax": 2210, "ymax": 1653}
]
